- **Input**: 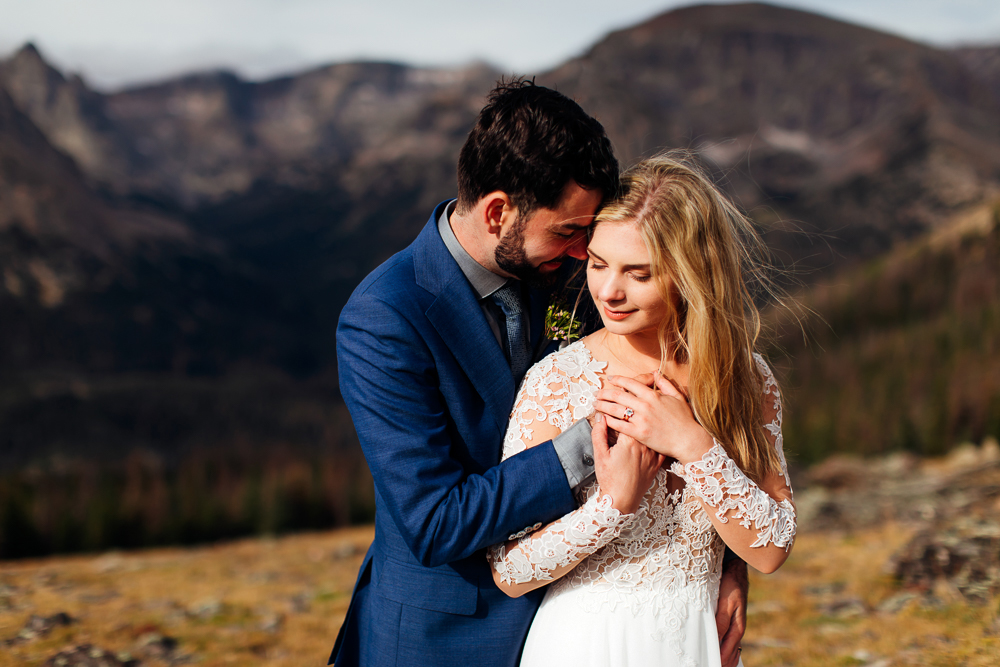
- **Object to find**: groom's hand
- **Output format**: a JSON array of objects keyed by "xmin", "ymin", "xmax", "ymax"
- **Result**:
[
  {"xmin": 717, "ymin": 558, "xmax": 748, "ymax": 667},
  {"xmin": 591, "ymin": 414, "xmax": 662, "ymax": 514}
]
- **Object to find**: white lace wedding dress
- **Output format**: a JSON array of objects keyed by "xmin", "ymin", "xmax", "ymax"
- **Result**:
[{"xmin": 488, "ymin": 341, "xmax": 796, "ymax": 667}]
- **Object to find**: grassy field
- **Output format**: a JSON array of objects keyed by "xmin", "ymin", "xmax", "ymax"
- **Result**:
[
  {"xmin": 0, "ymin": 527, "xmax": 372, "ymax": 666},
  {"xmin": 0, "ymin": 519, "xmax": 997, "ymax": 666},
  {"xmin": 742, "ymin": 526, "xmax": 999, "ymax": 666}
]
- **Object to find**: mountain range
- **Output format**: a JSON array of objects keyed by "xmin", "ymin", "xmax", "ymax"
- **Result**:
[
  {"xmin": 1, "ymin": 3, "xmax": 996, "ymax": 373},
  {"xmin": 1, "ymin": 2, "xmax": 999, "ymax": 553}
]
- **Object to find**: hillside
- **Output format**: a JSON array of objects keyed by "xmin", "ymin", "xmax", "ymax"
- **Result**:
[
  {"xmin": 0, "ymin": 83, "xmax": 338, "ymax": 473},
  {"xmin": 0, "ymin": 79, "xmax": 372, "ymax": 557},
  {"xmin": 1, "ymin": 3, "xmax": 999, "ymax": 556},
  {"xmin": 770, "ymin": 198, "xmax": 1000, "ymax": 464},
  {"xmin": 0, "ymin": 46, "xmax": 502, "ymax": 369},
  {"xmin": 544, "ymin": 3, "xmax": 1000, "ymax": 271},
  {"xmin": 1, "ymin": 448, "xmax": 998, "ymax": 666},
  {"xmin": 2, "ymin": 4, "xmax": 998, "ymax": 303},
  {"xmin": 952, "ymin": 45, "xmax": 1000, "ymax": 103}
]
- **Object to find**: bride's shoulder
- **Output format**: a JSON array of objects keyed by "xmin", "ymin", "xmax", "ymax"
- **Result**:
[
  {"xmin": 526, "ymin": 339, "xmax": 606, "ymax": 386},
  {"xmin": 751, "ymin": 352, "xmax": 779, "ymax": 396}
]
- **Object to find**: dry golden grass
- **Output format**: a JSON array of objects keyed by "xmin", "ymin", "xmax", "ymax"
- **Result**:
[
  {"xmin": 0, "ymin": 527, "xmax": 373, "ymax": 666},
  {"xmin": 744, "ymin": 525, "xmax": 1000, "ymax": 666},
  {"xmin": 0, "ymin": 522, "xmax": 997, "ymax": 666}
]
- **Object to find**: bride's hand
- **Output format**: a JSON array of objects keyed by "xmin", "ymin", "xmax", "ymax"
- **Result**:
[
  {"xmin": 591, "ymin": 414, "xmax": 663, "ymax": 514},
  {"xmin": 594, "ymin": 374, "xmax": 715, "ymax": 464}
]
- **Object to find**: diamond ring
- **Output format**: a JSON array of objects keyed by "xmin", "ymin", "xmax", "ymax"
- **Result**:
[{"xmin": 623, "ymin": 407, "xmax": 634, "ymax": 422}]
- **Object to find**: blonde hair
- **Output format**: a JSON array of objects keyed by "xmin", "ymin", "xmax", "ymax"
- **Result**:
[{"xmin": 595, "ymin": 153, "xmax": 782, "ymax": 485}]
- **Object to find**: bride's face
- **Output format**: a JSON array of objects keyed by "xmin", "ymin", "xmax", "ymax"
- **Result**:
[{"xmin": 586, "ymin": 220, "xmax": 669, "ymax": 336}]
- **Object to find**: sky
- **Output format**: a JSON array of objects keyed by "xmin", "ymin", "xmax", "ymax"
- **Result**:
[{"xmin": 1, "ymin": 0, "xmax": 999, "ymax": 91}]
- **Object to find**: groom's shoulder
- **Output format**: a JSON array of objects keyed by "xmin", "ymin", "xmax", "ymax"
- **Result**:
[
  {"xmin": 337, "ymin": 250, "xmax": 423, "ymax": 346},
  {"xmin": 345, "ymin": 211, "xmax": 452, "ymax": 312},
  {"xmin": 351, "ymin": 245, "xmax": 419, "ymax": 303},
  {"xmin": 354, "ymin": 245, "xmax": 416, "ymax": 294}
]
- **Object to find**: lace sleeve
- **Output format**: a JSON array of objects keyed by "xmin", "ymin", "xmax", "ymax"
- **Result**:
[
  {"xmin": 488, "ymin": 487, "xmax": 633, "ymax": 585},
  {"xmin": 668, "ymin": 354, "xmax": 796, "ymax": 551},
  {"xmin": 488, "ymin": 342, "xmax": 634, "ymax": 587},
  {"xmin": 500, "ymin": 341, "xmax": 606, "ymax": 460}
]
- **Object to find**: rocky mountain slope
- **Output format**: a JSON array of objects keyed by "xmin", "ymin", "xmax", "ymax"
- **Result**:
[
  {"xmin": 1, "ymin": 2, "xmax": 999, "ymax": 555},
  {"xmin": 3, "ymin": 4, "xmax": 998, "ymax": 295},
  {"xmin": 0, "ymin": 85, "xmax": 299, "ymax": 377},
  {"xmin": 952, "ymin": 45, "xmax": 1000, "ymax": 103},
  {"xmin": 769, "ymin": 197, "xmax": 1000, "ymax": 462},
  {"xmin": 0, "ymin": 44, "xmax": 498, "ymax": 207},
  {"xmin": 544, "ymin": 3, "xmax": 1000, "ymax": 269},
  {"xmin": 0, "ymin": 81, "xmax": 325, "ymax": 472},
  {"xmin": 0, "ymin": 45, "xmax": 501, "ymax": 356}
]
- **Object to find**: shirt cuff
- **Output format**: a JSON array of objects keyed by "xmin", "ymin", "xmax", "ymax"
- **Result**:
[{"xmin": 552, "ymin": 419, "xmax": 596, "ymax": 494}]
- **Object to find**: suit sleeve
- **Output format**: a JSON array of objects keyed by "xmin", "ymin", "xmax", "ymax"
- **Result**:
[{"xmin": 337, "ymin": 291, "xmax": 577, "ymax": 568}]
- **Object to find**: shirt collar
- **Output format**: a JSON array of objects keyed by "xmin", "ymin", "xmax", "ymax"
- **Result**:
[{"xmin": 437, "ymin": 199, "xmax": 510, "ymax": 299}]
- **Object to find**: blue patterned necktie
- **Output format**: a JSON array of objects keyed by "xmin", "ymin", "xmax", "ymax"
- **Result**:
[{"xmin": 490, "ymin": 281, "xmax": 532, "ymax": 381}]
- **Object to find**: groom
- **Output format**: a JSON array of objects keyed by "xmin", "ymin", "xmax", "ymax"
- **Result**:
[{"xmin": 331, "ymin": 79, "xmax": 747, "ymax": 667}]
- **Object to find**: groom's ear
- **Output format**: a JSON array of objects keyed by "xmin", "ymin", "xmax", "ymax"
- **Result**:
[{"xmin": 482, "ymin": 191, "xmax": 516, "ymax": 237}]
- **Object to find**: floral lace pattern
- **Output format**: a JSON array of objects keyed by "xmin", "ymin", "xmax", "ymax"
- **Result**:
[
  {"xmin": 756, "ymin": 353, "xmax": 791, "ymax": 488},
  {"xmin": 487, "ymin": 342, "xmax": 795, "ymax": 659},
  {"xmin": 669, "ymin": 444, "xmax": 796, "ymax": 549},
  {"xmin": 489, "ymin": 492, "xmax": 633, "ymax": 586},
  {"xmin": 669, "ymin": 355, "xmax": 796, "ymax": 550},
  {"xmin": 502, "ymin": 341, "xmax": 607, "ymax": 457}
]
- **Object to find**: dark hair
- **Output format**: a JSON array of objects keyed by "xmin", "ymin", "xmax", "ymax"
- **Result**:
[{"xmin": 456, "ymin": 77, "xmax": 619, "ymax": 217}]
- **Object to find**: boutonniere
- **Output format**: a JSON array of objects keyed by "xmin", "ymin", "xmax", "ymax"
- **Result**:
[{"xmin": 544, "ymin": 301, "xmax": 583, "ymax": 343}]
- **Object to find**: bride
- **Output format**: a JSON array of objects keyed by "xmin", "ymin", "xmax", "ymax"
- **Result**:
[{"xmin": 488, "ymin": 155, "xmax": 796, "ymax": 667}]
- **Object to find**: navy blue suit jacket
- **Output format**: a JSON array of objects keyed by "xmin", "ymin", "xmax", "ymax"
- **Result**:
[{"xmin": 330, "ymin": 201, "xmax": 578, "ymax": 666}]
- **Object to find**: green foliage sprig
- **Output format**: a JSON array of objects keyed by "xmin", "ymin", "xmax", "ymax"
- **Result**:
[{"xmin": 544, "ymin": 302, "xmax": 583, "ymax": 342}]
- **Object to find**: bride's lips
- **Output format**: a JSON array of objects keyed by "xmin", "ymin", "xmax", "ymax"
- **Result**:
[{"xmin": 603, "ymin": 306, "xmax": 635, "ymax": 321}]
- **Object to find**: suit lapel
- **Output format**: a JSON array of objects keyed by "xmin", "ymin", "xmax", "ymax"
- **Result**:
[
  {"xmin": 414, "ymin": 205, "xmax": 515, "ymax": 437},
  {"xmin": 425, "ymin": 290, "xmax": 514, "ymax": 436}
]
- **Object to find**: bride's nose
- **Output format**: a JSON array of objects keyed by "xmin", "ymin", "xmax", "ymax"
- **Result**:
[{"xmin": 597, "ymin": 273, "xmax": 626, "ymax": 303}]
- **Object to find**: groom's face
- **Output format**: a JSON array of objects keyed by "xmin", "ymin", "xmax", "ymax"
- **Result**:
[{"xmin": 494, "ymin": 181, "xmax": 602, "ymax": 285}]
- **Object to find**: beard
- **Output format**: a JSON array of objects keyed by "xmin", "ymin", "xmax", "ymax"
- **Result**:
[{"xmin": 494, "ymin": 213, "xmax": 557, "ymax": 287}]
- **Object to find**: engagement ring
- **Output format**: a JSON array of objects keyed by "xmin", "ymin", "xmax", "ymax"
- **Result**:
[{"xmin": 623, "ymin": 407, "xmax": 634, "ymax": 421}]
